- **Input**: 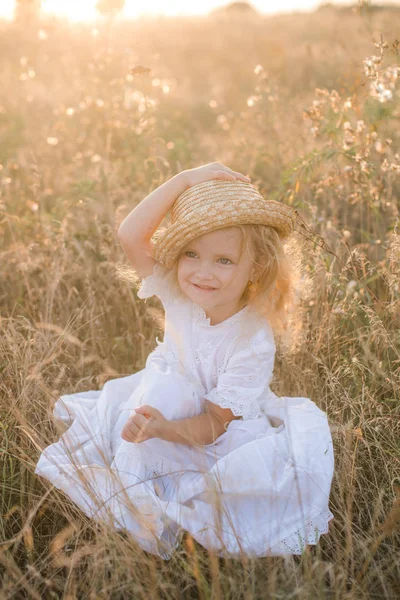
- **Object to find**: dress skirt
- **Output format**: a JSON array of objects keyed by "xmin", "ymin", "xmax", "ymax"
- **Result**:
[{"xmin": 35, "ymin": 368, "xmax": 335, "ymax": 560}]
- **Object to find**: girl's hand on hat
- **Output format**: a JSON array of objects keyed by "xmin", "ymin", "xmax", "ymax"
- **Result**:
[
  {"xmin": 184, "ymin": 162, "xmax": 251, "ymax": 188},
  {"xmin": 121, "ymin": 405, "xmax": 168, "ymax": 443}
]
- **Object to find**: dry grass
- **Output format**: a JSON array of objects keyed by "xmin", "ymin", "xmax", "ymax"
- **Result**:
[{"xmin": 0, "ymin": 5, "xmax": 399, "ymax": 599}]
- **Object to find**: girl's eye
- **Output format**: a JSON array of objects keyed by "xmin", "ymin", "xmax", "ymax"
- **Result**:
[{"xmin": 184, "ymin": 251, "xmax": 232, "ymax": 265}]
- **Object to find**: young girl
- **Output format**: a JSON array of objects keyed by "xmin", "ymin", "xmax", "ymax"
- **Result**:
[{"xmin": 35, "ymin": 162, "xmax": 335, "ymax": 560}]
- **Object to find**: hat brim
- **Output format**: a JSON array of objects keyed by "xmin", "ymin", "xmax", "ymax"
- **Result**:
[{"xmin": 153, "ymin": 200, "xmax": 295, "ymax": 268}]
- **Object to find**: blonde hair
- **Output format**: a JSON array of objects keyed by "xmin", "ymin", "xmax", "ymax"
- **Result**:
[{"xmin": 232, "ymin": 224, "xmax": 304, "ymax": 348}]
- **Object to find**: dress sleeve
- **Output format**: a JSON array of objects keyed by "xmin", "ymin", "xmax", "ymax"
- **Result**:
[
  {"xmin": 137, "ymin": 262, "xmax": 174, "ymax": 308},
  {"xmin": 203, "ymin": 328, "xmax": 276, "ymax": 420}
]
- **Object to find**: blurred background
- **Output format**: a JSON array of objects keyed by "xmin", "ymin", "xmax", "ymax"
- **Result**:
[{"xmin": 0, "ymin": 0, "xmax": 397, "ymax": 21}]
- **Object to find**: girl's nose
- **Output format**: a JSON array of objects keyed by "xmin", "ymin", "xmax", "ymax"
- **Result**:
[{"xmin": 196, "ymin": 266, "xmax": 214, "ymax": 280}]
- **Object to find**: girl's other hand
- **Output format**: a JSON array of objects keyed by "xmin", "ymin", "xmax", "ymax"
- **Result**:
[
  {"xmin": 121, "ymin": 405, "xmax": 168, "ymax": 443},
  {"xmin": 183, "ymin": 162, "xmax": 251, "ymax": 189}
]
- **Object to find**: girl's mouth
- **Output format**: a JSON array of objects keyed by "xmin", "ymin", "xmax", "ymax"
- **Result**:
[{"xmin": 193, "ymin": 283, "xmax": 216, "ymax": 292}]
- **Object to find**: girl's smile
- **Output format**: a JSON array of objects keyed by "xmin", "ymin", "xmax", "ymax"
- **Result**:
[
  {"xmin": 192, "ymin": 283, "xmax": 217, "ymax": 291},
  {"xmin": 177, "ymin": 227, "xmax": 256, "ymax": 325}
]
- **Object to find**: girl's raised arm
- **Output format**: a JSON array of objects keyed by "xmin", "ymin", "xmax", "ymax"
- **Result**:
[
  {"xmin": 117, "ymin": 163, "xmax": 250, "ymax": 278},
  {"xmin": 117, "ymin": 171, "xmax": 190, "ymax": 278}
]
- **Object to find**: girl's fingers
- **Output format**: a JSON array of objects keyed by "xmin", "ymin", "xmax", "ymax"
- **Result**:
[
  {"xmin": 231, "ymin": 170, "xmax": 251, "ymax": 181},
  {"xmin": 122, "ymin": 416, "xmax": 140, "ymax": 436},
  {"xmin": 215, "ymin": 167, "xmax": 250, "ymax": 182},
  {"xmin": 216, "ymin": 171, "xmax": 250, "ymax": 182},
  {"xmin": 122, "ymin": 413, "xmax": 153, "ymax": 443},
  {"xmin": 215, "ymin": 170, "xmax": 234, "ymax": 179},
  {"xmin": 122, "ymin": 423, "xmax": 143, "ymax": 442}
]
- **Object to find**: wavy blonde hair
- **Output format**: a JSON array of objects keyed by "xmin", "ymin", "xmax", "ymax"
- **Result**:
[{"xmin": 232, "ymin": 224, "xmax": 305, "ymax": 349}]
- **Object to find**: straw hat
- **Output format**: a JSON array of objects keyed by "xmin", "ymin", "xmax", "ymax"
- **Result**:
[{"xmin": 152, "ymin": 179, "xmax": 299, "ymax": 268}]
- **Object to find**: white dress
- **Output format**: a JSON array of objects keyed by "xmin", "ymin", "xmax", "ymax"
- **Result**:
[{"xmin": 35, "ymin": 263, "xmax": 335, "ymax": 560}]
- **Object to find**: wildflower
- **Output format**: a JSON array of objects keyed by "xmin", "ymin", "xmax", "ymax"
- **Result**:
[
  {"xmin": 381, "ymin": 159, "xmax": 390, "ymax": 171},
  {"xmin": 363, "ymin": 59, "xmax": 377, "ymax": 77},
  {"xmin": 356, "ymin": 120, "xmax": 365, "ymax": 133},
  {"xmin": 26, "ymin": 200, "xmax": 39, "ymax": 212},
  {"xmin": 370, "ymin": 55, "xmax": 382, "ymax": 65},
  {"xmin": 347, "ymin": 280, "xmax": 357, "ymax": 292},
  {"xmin": 366, "ymin": 132, "xmax": 378, "ymax": 143},
  {"xmin": 46, "ymin": 137, "xmax": 59, "ymax": 146},
  {"xmin": 370, "ymin": 81, "xmax": 393, "ymax": 103},
  {"xmin": 374, "ymin": 40, "xmax": 389, "ymax": 50},
  {"xmin": 343, "ymin": 125, "xmax": 355, "ymax": 150},
  {"xmin": 384, "ymin": 65, "xmax": 399, "ymax": 83},
  {"xmin": 315, "ymin": 88, "xmax": 330, "ymax": 97},
  {"xmin": 329, "ymin": 90, "xmax": 340, "ymax": 112}
]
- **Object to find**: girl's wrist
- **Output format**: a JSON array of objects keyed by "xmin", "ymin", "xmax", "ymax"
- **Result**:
[{"xmin": 156, "ymin": 418, "xmax": 174, "ymax": 442}]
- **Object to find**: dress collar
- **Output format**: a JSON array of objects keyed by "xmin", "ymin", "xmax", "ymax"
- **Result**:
[{"xmin": 193, "ymin": 303, "xmax": 250, "ymax": 328}]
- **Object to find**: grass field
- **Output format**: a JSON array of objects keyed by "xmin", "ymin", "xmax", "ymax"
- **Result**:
[{"xmin": 0, "ymin": 4, "xmax": 399, "ymax": 598}]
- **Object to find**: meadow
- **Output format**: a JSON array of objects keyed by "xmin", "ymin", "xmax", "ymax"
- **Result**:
[{"xmin": 0, "ymin": 4, "xmax": 399, "ymax": 598}]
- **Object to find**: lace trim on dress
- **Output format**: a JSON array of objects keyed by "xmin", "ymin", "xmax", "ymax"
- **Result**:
[
  {"xmin": 193, "ymin": 303, "xmax": 250, "ymax": 328},
  {"xmin": 204, "ymin": 388, "xmax": 262, "ymax": 420},
  {"xmin": 266, "ymin": 509, "xmax": 334, "ymax": 555}
]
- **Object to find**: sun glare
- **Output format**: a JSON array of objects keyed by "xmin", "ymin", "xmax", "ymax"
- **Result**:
[
  {"xmin": 1, "ymin": 0, "xmax": 226, "ymax": 21},
  {"xmin": 0, "ymin": 0, "xmax": 345, "ymax": 22},
  {"xmin": 0, "ymin": 0, "xmax": 375, "ymax": 22}
]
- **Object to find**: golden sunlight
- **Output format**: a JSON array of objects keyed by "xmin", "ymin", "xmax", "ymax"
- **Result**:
[{"xmin": 0, "ymin": 0, "xmax": 364, "ymax": 22}]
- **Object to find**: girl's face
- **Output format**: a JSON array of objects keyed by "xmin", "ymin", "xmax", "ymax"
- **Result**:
[{"xmin": 177, "ymin": 227, "xmax": 256, "ymax": 318}]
